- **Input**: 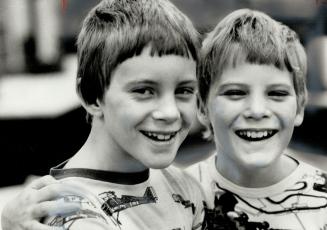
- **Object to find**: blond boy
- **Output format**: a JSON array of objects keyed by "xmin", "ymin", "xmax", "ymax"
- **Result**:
[{"xmin": 189, "ymin": 9, "xmax": 327, "ymax": 229}]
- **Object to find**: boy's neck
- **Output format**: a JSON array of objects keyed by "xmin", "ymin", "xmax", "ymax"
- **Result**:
[
  {"xmin": 65, "ymin": 120, "xmax": 148, "ymax": 173},
  {"xmin": 216, "ymin": 154, "xmax": 298, "ymax": 188}
]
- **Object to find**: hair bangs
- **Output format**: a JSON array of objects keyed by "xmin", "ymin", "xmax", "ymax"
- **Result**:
[
  {"xmin": 77, "ymin": 0, "xmax": 200, "ymax": 109},
  {"xmin": 98, "ymin": 22, "xmax": 198, "ymax": 97}
]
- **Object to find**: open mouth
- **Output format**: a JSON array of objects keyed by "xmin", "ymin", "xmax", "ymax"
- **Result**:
[
  {"xmin": 140, "ymin": 131, "xmax": 178, "ymax": 142},
  {"xmin": 235, "ymin": 129, "xmax": 278, "ymax": 142}
]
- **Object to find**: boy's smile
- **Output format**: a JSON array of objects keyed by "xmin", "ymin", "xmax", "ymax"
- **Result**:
[
  {"xmin": 140, "ymin": 130, "xmax": 179, "ymax": 142},
  {"xmin": 94, "ymin": 46, "xmax": 197, "ymax": 172},
  {"xmin": 207, "ymin": 64, "xmax": 304, "ymax": 172},
  {"xmin": 234, "ymin": 129, "xmax": 278, "ymax": 142}
]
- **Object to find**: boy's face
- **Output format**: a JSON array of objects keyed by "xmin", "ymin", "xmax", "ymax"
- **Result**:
[
  {"xmin": 206, "ymin": 64, "xmax": 304, "ymax": 170},
  {"xmin": 97, "ymin": 46, "xmax": 197, "ymax": 170}
]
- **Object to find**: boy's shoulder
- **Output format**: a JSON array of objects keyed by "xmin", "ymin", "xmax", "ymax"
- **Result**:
[
  {"xmin": 45, "ymin": 166, "xmax": 205, "ymax": 229},
  {"xmin": 184, "ymin": 153, "xmax": 216, "ymax": 183},
  {"xmin": 158, "ymin": 165, "xmax": 205, "ymax": 196},
  {"xmin": 43, "ymin": 177, "xmax": 116, "ymax": 229},
  {"xmin": 185, "ymin": 154, "xmax": 327, "ymax": 197},
  {"xmin": 298, "ymin": 158, "xmax": 326, "ymax": 173},
  {"xmin": 294, "ymin": 159, "xmax": 327, "ymax": 193}
]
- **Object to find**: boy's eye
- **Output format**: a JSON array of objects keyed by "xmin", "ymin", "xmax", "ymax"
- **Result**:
[
  {"xmin": 131, "ymin": 87, "xmax": 154, "ymax": 98},
  {"xmin": 268, "ymin": 90, "xmax": 290, "ymax": 100},
  {"xmin": 175, "ymin": 87, "xmax": 195, "ymax": 99},
  {"xmin": 221, "ymin": 89, "xmax": 246, "ymax": 100}
]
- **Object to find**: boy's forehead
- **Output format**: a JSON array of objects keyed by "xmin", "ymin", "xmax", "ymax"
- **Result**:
[
  {"xmin": 111, "ymin": 49, "xmax": 197, "ymax": 83},
  {"xmin": 214, "ymin": 64, "xmax": 293, "ymax": 85}
]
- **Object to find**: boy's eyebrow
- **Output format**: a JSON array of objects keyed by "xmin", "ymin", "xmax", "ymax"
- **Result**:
[
  {"xmin": 218, "ymin": 83, "xmax": 293, "ymax": 89},
  {"xmin": 217, "ymin": 83, "xmax": 245, "ymax": 89},
  {"xmin": 178, "ymin": 80, "xmax": 197, "ymax": 86},
  {"xmin": 125, "ymin": 79, "xmax": 197, "ymax": 86},
  {"xmin": 268, "ymin": 83, "xmax": 293, "ymax": 89},
  {"xmin": 125, "ymin": 79, "xmax": 158, "ymax": 86}
]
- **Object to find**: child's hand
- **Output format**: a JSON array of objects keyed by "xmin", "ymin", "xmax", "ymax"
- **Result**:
[{"xmin": 1, "ymin": 175, "xmax": 82, "ymax": 230}]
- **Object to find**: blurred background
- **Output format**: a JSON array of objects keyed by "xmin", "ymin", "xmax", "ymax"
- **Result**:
[{"xmin": 0, "ymin": 0, "xmax": 326, "ymax": 216}]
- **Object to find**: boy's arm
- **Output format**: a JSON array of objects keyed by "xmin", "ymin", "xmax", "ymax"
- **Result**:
[
  {"xmin": 46, "ymin": 213, "xmax": 118, "ymax": 230},
  {"xmin": 1, "ymin": 175, "xmax": 82, "ymax": 230},
  {"xmin": 43, "ymin": 194, "xmax": 121, "ymax": 230},
  {"xmin": 58, "ymin": 219, "xmax": 112, "ymax": 230}
]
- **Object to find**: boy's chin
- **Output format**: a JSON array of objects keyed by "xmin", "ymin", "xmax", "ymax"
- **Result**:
[
  {"xmin": 238, "ymin": 152, "xmax": 281, "ymax": 170},
  {"xmin": 144, "ymin": 158, "xmax": 175, "ymax": 169}
]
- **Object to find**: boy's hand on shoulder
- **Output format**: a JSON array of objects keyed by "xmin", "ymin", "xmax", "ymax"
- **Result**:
[
  {"xmin": 1, "ymin": 175, "xmax": 82, "ymax": 230},
  {"xmin": 62, "ymin": 218, "xmax": 117, "ymax": 230}
]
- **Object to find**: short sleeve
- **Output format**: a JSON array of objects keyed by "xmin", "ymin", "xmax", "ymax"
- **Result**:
[{"xmin": 43, "ymin": 194, "xmax": 120, "ymax": 230}]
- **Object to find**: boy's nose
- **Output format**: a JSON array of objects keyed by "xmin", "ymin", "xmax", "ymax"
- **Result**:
[
  {"xmin": 243, "ymin": 96, "xmax": 271, "ymax": 120},
  {"xmin": 152, "ymin": 96, "xmax": 181, "ymax": 123}
]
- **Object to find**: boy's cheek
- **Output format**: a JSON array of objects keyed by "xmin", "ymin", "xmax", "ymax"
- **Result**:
[{"xmin": 183, "ymin": 100, "xmax": 197, "ymax": 119}]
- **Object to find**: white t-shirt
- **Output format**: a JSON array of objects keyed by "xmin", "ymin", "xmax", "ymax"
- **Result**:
[
  {"xmin": 44, "ymin": 162, "xmax": 205, "ymax": 230},
  {"xmin": 187, "ymin": 154, "xmax": 327, "ymax": 230}
]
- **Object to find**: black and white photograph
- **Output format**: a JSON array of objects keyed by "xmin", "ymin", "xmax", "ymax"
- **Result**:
[{"xmin": 0, "ymin": 0, "xmax": 326, "ymax": 229}]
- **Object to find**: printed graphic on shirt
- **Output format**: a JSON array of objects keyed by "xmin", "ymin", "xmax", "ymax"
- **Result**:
[
  {"xmin": 313, "ymin": 171, "xmax": 327, "ymax": 193},
  {"xmin": 100, "ymin": 186, "xmax": 158, "ymax": 225},
  {"xmin": 172, "ymin": 193, "xmax": 196, "ymax": 214},
  {"xmin": 205, "ymin": 171, "xmax": 327, "ymax": 230},
  {"xmin": 203, "ymin": 193, "xmax": 270, "ymax": 230},
  {"xmin": 48, "ymin": 187, "xmax": 158, "ymax": 229},
  {"xmin": 48, "ymin": 195, "xmax": 110, "ymax": 228}
]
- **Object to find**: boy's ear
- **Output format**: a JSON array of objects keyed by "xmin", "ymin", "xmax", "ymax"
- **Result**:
[
  {"xmin": 294, "ymin": 106, "xmax": 305, "ymax": 127},
  {"xmin": 81, "ymin": 99, "xmax": 104, "ymax": 118}
]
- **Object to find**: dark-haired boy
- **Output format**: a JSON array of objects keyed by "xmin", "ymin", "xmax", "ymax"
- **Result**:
[{"xmin": 2, "ymin": 0, "xmax": 205, "ymax": 229}]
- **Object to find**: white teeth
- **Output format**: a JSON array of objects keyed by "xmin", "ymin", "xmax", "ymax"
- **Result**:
[
  {"xmin": 143, "ymin": 131, "xmax": 175, "ymax": 141},
  {"xmin": 237, "ymin": 130, "xmax": 275, "ymax": 140}
]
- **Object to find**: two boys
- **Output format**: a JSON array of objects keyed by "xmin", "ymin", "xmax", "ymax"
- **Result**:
[{"xmin": 2, "ymin": 2, "xmax": 327, "ymax": 230}]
